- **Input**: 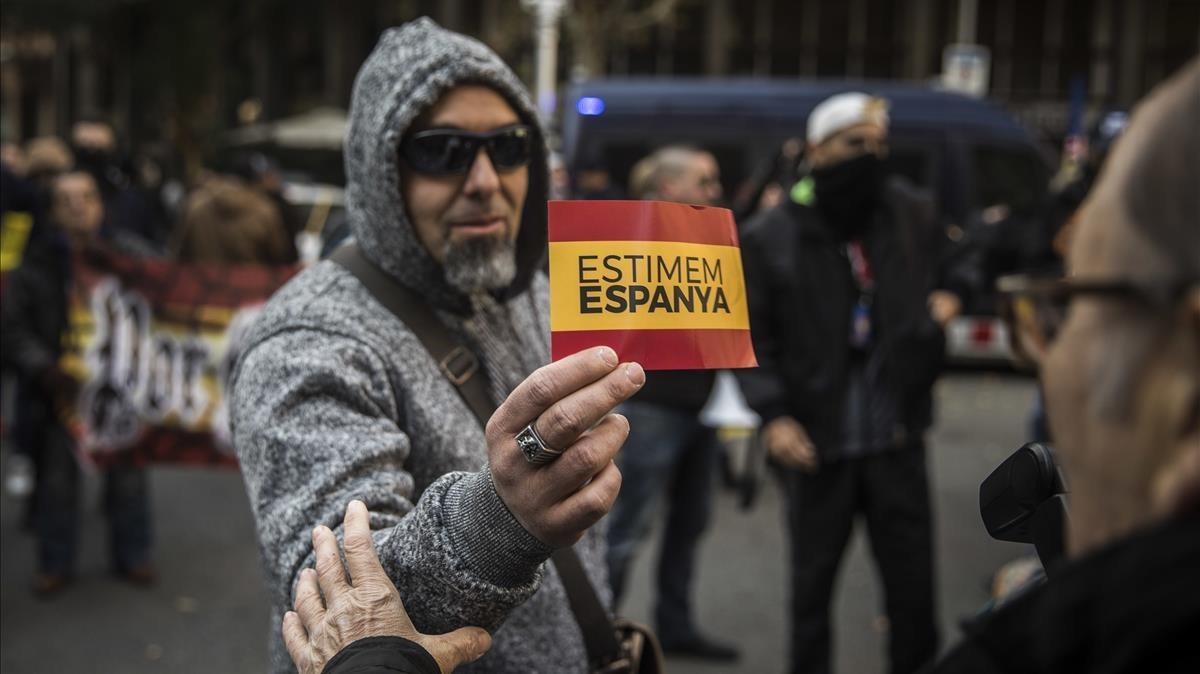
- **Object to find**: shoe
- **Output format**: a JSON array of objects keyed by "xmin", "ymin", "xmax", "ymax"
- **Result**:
[
  {"xmin": 117, "ymin": 563, "xmax": 157, "ymax": 587},
  {"xmin": 660, "ymin": 633, "xmax": 741, "ymax": 662},
  {"xmin": 32, "ymin": 573, "xmax": 71, "ymax": 598}
]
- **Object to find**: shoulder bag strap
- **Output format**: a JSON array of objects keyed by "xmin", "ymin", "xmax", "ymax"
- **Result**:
[
  {"xmin": 329, "ymin": 244, "xmax": 493, "ymax": 421},
  {"xmin": 550, "ymin": 547, "xmax": 623, "ymax": 666},
  {"xmin": 328, "ymin": 244, "xmax": 624, "ymax": 667}
]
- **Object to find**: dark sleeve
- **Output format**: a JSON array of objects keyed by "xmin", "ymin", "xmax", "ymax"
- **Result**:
[
  {"xmin": 938, "ymin": 232, "xmax": 987, "ymax": 309},
  {"xmin": 919, "ymin": 640, "xmax": 1005, "ymax": 674},
  {"xmin": 733, "ymin": 217, "xmax": 791, "ymax": 424},
  {"xmin": 232, "ymin": 329, "xmax": 550, "ymax": 637},
  {"xmin": 905, "ymin": 183, "xmax": 973, "ymax": 303},
  {"xmin": 935, "ymin": 222, "xmax": 978, "ymax": 306},
  {"xmin": 0, "ymin": 265, "xmax": 56, "ymax": 381},
  {"xmin": 322, "ymin": 636, "xmax": 440, "ymax": 674}
]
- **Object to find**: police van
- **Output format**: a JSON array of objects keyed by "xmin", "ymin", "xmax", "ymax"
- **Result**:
[{"xmin": 561, "ymin": 78, "xmax": 1054, "ymax": 366}]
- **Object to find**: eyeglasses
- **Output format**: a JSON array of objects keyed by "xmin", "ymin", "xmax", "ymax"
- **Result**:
[
  {"xmin": 399, "ymin": 124, "xmax": 533, "ymax": 175},
  {"xmin": 996, "ymin": 273, "xmax": 1193, "ymax": 367}
]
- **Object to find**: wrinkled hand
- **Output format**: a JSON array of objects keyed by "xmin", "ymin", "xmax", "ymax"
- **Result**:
[
  {"xmin": 927, "ymin": 290, "xmax": 963, "ymax": 328},
  {"xmin": 762, "ymin": 416, "xmax": 819, "ymax": 472},
  {"xmin": 283, "ymin": 501, "xmax": 491, "ymax": 674},
  {"xmin": 487, "ymin": 346, "xmax": 644, "ymax": 548}
]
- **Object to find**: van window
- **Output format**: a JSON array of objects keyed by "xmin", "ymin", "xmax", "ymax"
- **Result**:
[
  {"xmin": 886, "ymin": 146, "xmax": 935, "ymax": 190},
  {"xmin": 970, "ymin": 145, "xmax": 1046, "ymax": 214}
]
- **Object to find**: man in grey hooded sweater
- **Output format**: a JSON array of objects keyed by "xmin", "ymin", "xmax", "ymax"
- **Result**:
[{"xmin": 231, "ymin": 19, "xmax": 645, "ymax": 674}]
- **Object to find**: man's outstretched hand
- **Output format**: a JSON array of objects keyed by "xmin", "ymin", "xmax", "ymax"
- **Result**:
[
  {"xmin": 486, "ymin": 346, "xmax": 643, "ymax": 548},
  {"xmin": 282, "ymin": 501, "xmax": 491, "ymax": 674}
]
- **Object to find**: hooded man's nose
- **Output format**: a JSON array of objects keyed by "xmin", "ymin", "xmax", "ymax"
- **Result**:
[{"xmin": 462, "ymin": 149, "xmax": 501, "ymax": 198}]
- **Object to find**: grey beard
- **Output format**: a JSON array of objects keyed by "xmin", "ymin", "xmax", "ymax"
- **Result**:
[{"xmin": 442, "ymin": 235, "xmax": 518, "ymax": 295}]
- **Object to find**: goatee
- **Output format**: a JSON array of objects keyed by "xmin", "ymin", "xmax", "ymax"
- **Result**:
[{"xmin": 443, "ymin": 234, "xmax": 518, "ymax": 295}]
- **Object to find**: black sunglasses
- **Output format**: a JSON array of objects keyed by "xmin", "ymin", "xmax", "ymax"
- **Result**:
[
  {"xmin": 399, "ymin": 124, "xmax": 533, "ymax": 175},
  {"xmin": 996, "ymin": 273, "xmax": 1194, "ymax": 367}
]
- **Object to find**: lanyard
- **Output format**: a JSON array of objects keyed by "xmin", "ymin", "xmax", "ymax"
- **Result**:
[
  {"xmin": 846, "ymin": 240, "xmax": 874, "ymax": 293},
  {"xmin": 847, "ymin": 239, "xmax": 875, "ymax": 350}
]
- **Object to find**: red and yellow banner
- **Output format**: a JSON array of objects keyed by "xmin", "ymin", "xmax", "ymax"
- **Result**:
[
  {"xmin": 60, "ymin": 247, "xmax": 298, "ymax": 466},
  {"xmin": 548, "ymin": 200, "xmax": 756, "ymax": 370}
]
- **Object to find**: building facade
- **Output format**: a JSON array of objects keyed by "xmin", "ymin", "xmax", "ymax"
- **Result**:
[{"xmin": 2, "ymin": 0, "xmax": 1196, "ymax": 153}]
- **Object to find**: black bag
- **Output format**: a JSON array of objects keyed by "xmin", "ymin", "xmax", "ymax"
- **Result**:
[{"xmin": 331, "ymin": 245, "xmax": 664, "ymax": 674}]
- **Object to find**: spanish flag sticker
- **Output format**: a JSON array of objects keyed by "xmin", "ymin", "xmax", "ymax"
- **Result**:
[{"xmin": 548, "ymin": 200, "xmax": 757, "ymax": 371}]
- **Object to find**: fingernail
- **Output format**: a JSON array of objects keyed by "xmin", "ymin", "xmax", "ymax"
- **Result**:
[
  {"xmin": 312, "ymin": 526, "xmax": 321, "ymax": 540},
  {"xmin": 596, "ymin": 346, "xmax": 618, "ymax": 367},
  {"xmin": 624, "ymin": 363, "xmax": 645, "ymax": 386}
]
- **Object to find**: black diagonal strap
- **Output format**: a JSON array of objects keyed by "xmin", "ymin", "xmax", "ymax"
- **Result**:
[
  {"xmin": 329, "ymin": 244, "xmax": 623, "ymax": 667},
  {"xmin": 550, "ymin": 547, "xmax": 623, "ymax": 664},
  {"xmin": 329, "ymin": 244, "xmax": 494, "ymax": 423}
]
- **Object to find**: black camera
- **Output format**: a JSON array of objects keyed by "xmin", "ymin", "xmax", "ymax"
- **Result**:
[{"xmin": 979, "ymin": 442, "xmax": 1069, "ymax": 575}]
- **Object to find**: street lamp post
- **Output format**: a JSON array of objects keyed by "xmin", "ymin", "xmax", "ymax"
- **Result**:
[
  {"xmin": 956, "ymin": 0, "xmax": 978, "ymax": 43},
  {"xmin": 522, "ymin": 0, "xmax": 567, "ymax": 121}
]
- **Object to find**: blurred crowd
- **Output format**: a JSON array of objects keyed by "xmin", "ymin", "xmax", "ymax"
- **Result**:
[
  {"xmin": 0, "ymin": 120, "xmax": 302, "ymax": 271},
  {"xmin": 0, "ymin": 118, "xmax": 308, "ymax": 596}
]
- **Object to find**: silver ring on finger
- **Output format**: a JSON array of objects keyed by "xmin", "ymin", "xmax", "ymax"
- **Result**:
[{"xmin": 516, "ymin": 422, "xmax": 563, "ymax": 465}]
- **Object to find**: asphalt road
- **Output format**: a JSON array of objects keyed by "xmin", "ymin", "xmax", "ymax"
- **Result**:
[{"xmin": 0, "ymin": 371, "xmax": 1037, "ymax": 674}]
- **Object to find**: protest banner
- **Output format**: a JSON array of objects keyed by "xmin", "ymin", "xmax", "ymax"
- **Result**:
[
  {"xmin": 59, "ymin": 247, "xmax": 297, "ymax": 466},
  {"xmin": 548, "ymin": 200, "xmax": 757, "ymax": 370}
]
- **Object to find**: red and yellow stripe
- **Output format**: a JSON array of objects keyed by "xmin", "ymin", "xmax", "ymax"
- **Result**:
[{"xmin": 548, "ymin": 200, "xmax": 757, "ymax": 370}]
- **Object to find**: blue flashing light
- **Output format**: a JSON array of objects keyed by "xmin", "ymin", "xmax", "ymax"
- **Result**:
[{"xmin": 577, "ymin": 96, "xmax": 606, "ymax": 116}]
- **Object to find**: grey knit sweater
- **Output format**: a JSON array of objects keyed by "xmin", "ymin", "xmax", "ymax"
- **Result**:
[{"xmin": 231, "ymin": 19, "xmax": 608, "ymax": 674}]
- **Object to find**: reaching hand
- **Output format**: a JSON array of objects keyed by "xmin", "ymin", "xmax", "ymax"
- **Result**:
[
  {"xmin": 927, "ymin": 290, "xmax": 963, "ymax": 328},
  {"xmin": 282, "ymin": 501, "xmax": 492, "ymax": 674},
  {"xmin": 762, "ymin": 416, "xmax": 819, "ymax": 472}
]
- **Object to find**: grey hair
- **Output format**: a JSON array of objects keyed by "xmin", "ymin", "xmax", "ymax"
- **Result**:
[
  {"xmin": 1078, "ymin": 59, "xmax": 1200, "ymax": 418},
  {"xmin": 628, "ymin": 145, "xmax": 704, "ymax": 200}
]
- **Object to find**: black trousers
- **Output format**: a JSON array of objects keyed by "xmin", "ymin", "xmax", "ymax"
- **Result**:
[
  {"xmin": 781, "ymin": 445, "xmax": 938, "ymax": 674},
  {"xmin": 607, "ymin": 401, "xmax": 717, "ymax": 642},
  {"xmin": 33, "ymin": 423, "xmax": 152, "ymax": 575}
]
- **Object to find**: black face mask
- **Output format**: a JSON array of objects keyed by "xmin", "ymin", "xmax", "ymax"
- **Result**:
[{"xmin": 811, "ymin": 152, "xmax": 885, "ymax": 240}]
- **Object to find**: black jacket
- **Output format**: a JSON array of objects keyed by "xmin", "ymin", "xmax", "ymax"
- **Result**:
[
  {"xmin": 1, "ymin": 235, "xmax": 74, "ymax": 451},
  {"xmin": 323, "ymin": 636, "xmax": 439, "ymax": 674},
  {"xmin": 633, "ymin": 369, "xmax": 715, "ymax": 412},
  {"xmin": 325, "ymin": 519, "xmax": 1200, "ymax": 674},
  {"xmin": 1, "ymin": 235, "xmax": 71, "ymax": 383},
  {"xmin": 736, "ymin": 178, "xmax": 952, "ymax": 456},
  {"xmin": 930, "ymin": 514, "xmax": 1200, "ymax": 673}
]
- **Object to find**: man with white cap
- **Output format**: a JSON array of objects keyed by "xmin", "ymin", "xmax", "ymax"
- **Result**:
[{"xmin": 738, "ymin": 92, "xmax": 965, "ymax": 674}]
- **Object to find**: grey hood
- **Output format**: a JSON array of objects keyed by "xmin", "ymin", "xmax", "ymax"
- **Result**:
[{"xmin": 344, "ymin": 17, "xmax": 549, "ymax": 312}]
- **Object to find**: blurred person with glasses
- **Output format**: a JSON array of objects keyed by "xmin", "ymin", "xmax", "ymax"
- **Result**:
[{"xmin": 936, "ymin": 59, "xmax": 1200, "ymax": 673}]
